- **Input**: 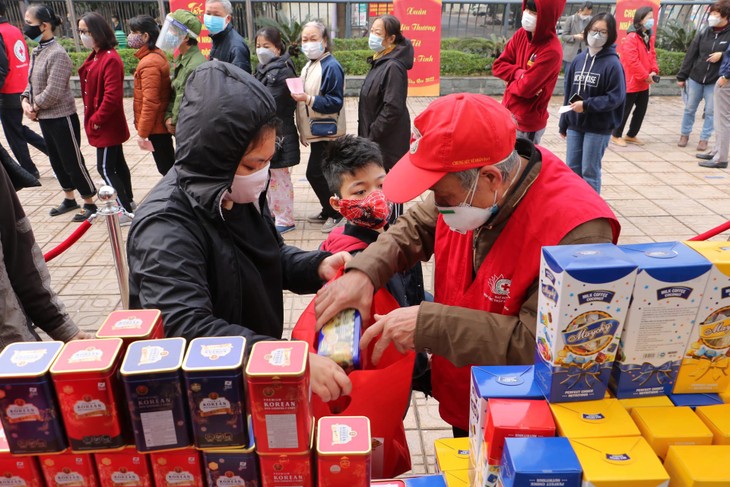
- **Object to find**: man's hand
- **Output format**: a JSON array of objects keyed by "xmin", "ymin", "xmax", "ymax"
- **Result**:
[
  {"xmin": 318, "ymin": 251, "xmax": 351, "ymax": 281},
  {"xmin": 707, "ymin": 52, "xmax": 723, "ymax": 64},
  {"xmin": 315, "ymin": 269, "xmax": 374, "ymax": 330},
  {"xmin": 360, "ymin": 306, "xmax": 418, "ymax": 365},
  {"xmin": 718, "ymin": 77, "xmax": 728, "ymax": 88},
  {"xmin": 559, "ymin": 132, "xmax": 567, "ymax": 140},
  {"xmin": 677, "ymin": 80, "xmax": 685, "ymax": 88},
  {"xmin": 309, "ymin": 353, "xmax": 352, "ymax": 402},
  {"xmin": 165, "ymin": 118, "xmax": 175, "ymax": 134},
  {"xmin": 570, "ymin": 100, "xmax": 584, "ymax": 113},
  {"xmin": 69, "ymin": 330, "xmax": 93, "ymax": 340}
]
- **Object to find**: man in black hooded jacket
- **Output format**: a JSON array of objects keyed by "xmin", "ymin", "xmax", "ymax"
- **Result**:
[{"xmin": 127, "ymin": 61, "xmax": 351, "ymax": 402}]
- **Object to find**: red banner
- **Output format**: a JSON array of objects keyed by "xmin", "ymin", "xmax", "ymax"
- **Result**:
[
  {"xmin": 168, "ymin": 0, "xmax": 213, "ymax": 58},
  {"xmin": 393, "ymin": 0, "xmax": 442, "ymax": 97},
  {"xmin": 615, "ymin": 0, "xmax": 660, "ymax": 45}
]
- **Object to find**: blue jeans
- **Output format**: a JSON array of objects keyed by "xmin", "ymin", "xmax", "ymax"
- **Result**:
[
  {"xmin": 681, "ymin": 78, "xmax": 714, "ymax": 141},
  {"xmin": 566, "ymin": 130, "xmax": 610, "ymax": 194}
]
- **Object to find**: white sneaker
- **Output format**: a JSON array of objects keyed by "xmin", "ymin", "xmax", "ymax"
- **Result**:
[
  {"xmin": 118, "ymin": 213, "xmax": 133, "ymax": 227},
  {"xmin": 321, "ymin": 217, "xmax": 344, "ymax": 233}
]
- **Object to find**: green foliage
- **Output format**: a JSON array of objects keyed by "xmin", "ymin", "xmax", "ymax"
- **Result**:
[
  {"xmin": 656, "ymin": 48, "xmax": 685, "ymax": 76},
  {"xmin": 440, "ymin": 36, "xmax": 506, "ymax": 58},
  {"xmin": 332, "ymin": 38, "xmax": 369, "ymax": 51},
  {"xmin": 333, "ymin": 50, "xmax": 371, "ymax": 76},
  {"xmin": 656, "ymin": 19, "xmax": 698, "ymax": 52},
  {"xmin": 255, "ymin": 11, "xmax": 310, "ymax": 55},
  {"xmin": 440, "ymin": 51, "xmax": 492, "ymax": 76}
]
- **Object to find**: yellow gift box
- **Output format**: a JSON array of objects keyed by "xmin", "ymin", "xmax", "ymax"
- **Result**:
[
  {"xmin": 630, "ymin": 406, "xmax": 713, "ymax": 459},
  {"xmin": 443, "ymin": 469, "xmax": 470, "ymax": 487},
  {"xmin": 664, "ymin": 445, "xmax": 730, "ymax": 486},
  {"xmin": 618, "ymin": 395, "xmax": 673, "ymax": 413},
  {"xmin": 434, "ymin": 437, "xmax": 470, "ymax": 473},
  {"xmin": 550, "ymin": 398, "xmax": 641, "ymax": 439},
  {"xmin": 721, "ymin": 389, "xmax": 730, "ymax": 404},
  {"xmin": 570, "ymin": 436, "xmax": 669, "ymax": 487},
  {"xmin": 695, "ymin": 405, "xmax": 730, "ymax": 445}
]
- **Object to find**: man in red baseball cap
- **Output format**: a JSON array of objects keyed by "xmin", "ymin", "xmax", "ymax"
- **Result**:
[{"xmin": 314, "ymin": 93, "xmax": 620, "ymax": 435}]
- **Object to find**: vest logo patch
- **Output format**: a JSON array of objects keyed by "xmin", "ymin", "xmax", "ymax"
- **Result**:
[
  {"xmin": 485, "ymin": 274, "xmax": 511, "ymax": 304},
  {"xmin": 13, "ymin": 40, "xmax": 26, "ymax": 63}
]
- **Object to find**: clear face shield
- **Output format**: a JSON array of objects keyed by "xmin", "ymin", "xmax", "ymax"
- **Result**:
[{"xmin": 156, "ymin": 14, "xmax": 198, "ymax": 52}]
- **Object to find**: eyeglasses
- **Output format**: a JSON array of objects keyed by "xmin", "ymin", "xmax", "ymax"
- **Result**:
[
  {"xmin": 77, "ymin": 28, "xmax": 89, "ymax": 35},
  {"xmin": 589, "ymin": 29, "xmax": 609, "ymax": 36}
]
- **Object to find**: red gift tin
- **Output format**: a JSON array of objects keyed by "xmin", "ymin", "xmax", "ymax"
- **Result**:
[
  {"xmin": 95, "ymin": 446, "xmax": 153, "ymax": 487},
  {"xmin": 50, "ymin": 339, "xmax": 126, "ymax": 452},
  {"xmin": 39, "ymin": 451, "xmax": 98, "ymax": 487},
  {"xmin": 246, "ymin": 341, "xmax": 311, "ymax": 454},
  {"xmin": 0, "ymin": 424, "xmax": 43, "ymax": 487},
  {"xmin": 96, "ymin": 309, "xmax": 164, "ymax": 347},
  {"xmin": 150, "ymin": 448, "xmax": 204, "ymax": 487},
  {"xmin": 316, "ymin": 416, "xmax": 371, "ymax": 487}
]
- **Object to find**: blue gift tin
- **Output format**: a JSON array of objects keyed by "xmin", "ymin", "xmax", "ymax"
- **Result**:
[
  {"xmin": 0, "ymin": 341, "xmax": 67, "ymax": 454},
  {"xmin": 669, "ymin": 393, "xmax": 723, "ymax": 409},
  {"xmin": 500, "ymin": 437, "xmax": 582, "ymax": 487},
  {"xmin": 203, "ymin": 416, "xmax": 257, "ymax": 487},
  {"xmin": 182, "ymin": 336, "xmax": 247, "ymax": 449},
  {"xmin": 121, "ymin": 337, "xmax": 191, "ymax": 452}
]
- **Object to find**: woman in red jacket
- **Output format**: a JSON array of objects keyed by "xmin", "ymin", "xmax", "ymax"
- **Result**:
[
  {"xmin": 78, "ymin": 12, "xmax": 134, "ymax": 216},
  {"xmin": 611, "ymin": 6, "xmax": 659, "ymax": 147}
]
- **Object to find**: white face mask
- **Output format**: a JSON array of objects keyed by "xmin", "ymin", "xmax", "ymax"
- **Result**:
[
  {"xmin": 302, "ymin": 41, "xmax": 324, "ymax": 60},
  {"xmin": 521, "ymin": 11, "xmax": 537, "ymax": 33},
  {"xmin": 80, "ymin": 33, "xmax": 95, "ymax": 49},
  {"xmin": 580, "ymin": 14, "xmax": 591, "ymax": 21},
  {"xmin": 708, "ymin": 15, "xmax": 722, "ymax": 27},
  {"xmin": 587, "ymin": 31, "xmax": 608, "ymax": 49},
  {"xmin": 224, "ymin": 164, "xmax": 270, "ymax": 204},
  {"xmin": 436, "ymin": 177, "xmax": 498, "ymax": 234},
  {"xmin": 256, "ymin": 47, "xmax": 277, "ymax": 65}
]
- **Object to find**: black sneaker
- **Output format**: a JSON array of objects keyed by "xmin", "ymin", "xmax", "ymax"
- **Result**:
[
  {"xmin": 307, "ymin": 211, "xmax": 327, "ymax": 224},
  {"xmin": 49, "ymin": 199, "xmax": 79, "ymax": 216},
  {"xmin": 72, "ymin": 204, "xmax": 97, "ymax": 222}
]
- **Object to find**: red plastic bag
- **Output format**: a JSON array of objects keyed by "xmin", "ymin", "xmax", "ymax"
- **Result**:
[{"xmin": 292, "ymin": 285, "xmax": 414, "ymax": 478}]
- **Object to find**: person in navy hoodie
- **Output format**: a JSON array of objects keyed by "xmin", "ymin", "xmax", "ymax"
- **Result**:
[{"xmin": 559, "ymin": 13, "xmax": 625, "ymax": 194}]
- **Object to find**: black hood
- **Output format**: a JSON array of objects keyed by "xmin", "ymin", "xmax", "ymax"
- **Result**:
[
  {"xmin": 175, "ymin": 61, "xmax": 277, "ymax": 217},
  {"xmin": 371, "ymin": 38, "xmax": 414, "ymax": 70}
]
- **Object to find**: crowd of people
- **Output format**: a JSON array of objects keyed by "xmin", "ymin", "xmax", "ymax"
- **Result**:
[{"xmin": 2, "ymin": 0, "xmax": 729, "ymax": 429}]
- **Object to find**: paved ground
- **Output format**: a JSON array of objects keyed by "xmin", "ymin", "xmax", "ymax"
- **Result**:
[{"xmin": 15, "ymin": 95, "xmax": 730, "ymax": 475}]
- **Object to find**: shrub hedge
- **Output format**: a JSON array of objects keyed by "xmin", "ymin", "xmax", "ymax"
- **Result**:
[{"xmin": 29, "ymin": 38, "xmax": 687, "ymax": 78}]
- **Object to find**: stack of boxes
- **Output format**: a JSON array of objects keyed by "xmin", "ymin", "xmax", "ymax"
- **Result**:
[{"xmin": 458, "ymin": 241, "xmax": 730, "ymax": 487}]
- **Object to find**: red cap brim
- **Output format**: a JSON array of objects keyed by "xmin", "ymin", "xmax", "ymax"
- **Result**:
[{"xmin": 383, "ymin": 151, "xmax": 447, "ymax": 203}]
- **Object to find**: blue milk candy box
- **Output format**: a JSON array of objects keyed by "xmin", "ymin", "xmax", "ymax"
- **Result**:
[
  {"xmin": 611, "ymin": 242, "xmax": 712, "ymax": 399},
  {"xmin": 0, "ymin": 341, "xmax": 67, "ymax": 454},
  {"xmin": 669, "ymin": 393, "xmax": 723, "ymax": 409},
  {"xmin": 317, "ymin": 308, "xmax": 362, "ymax": 373},
  {"xmin": 469, "ymin": 366, "xmax": 542, "ymax": 474},
  {"xmin": 499, "ymin": 437, "xmax": 582, "ymax": 487},
  {"xmin": 121, "ymin": 337, "xmax": 191, "ymax": 452},
  {"xmin": 534, "ymin": 244, "xmax": 638, "ymax": 403},
  {"xmin": 182, "ymin": 336, "xmax": 247, "ymax": 449}
]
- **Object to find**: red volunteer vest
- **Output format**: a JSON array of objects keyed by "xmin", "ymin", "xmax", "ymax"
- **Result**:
[
  {"xmin": 432, "ymin": 147, "xmax": 620, "ymax": 430},
  {"xmin": 0, "ymin": 22, "xmax": 29, "ymax": 94}
]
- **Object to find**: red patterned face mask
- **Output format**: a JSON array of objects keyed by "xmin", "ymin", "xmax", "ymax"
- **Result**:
[{"xmin": 336, "ymin": 190, "xmax": 391, "ymax": 230}]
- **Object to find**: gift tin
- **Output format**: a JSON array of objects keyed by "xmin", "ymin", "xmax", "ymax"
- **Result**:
[
  {"xmin": 664, "ymin": 445, "xmax": 730, "ymax": 486},
  {"xmin": 203, "ymin": 444, "xmax": 258, "ymax": 487},
  {"xmin": 617, "ymin": 395, "xmax": 673, "ymax": 413},
  {"xmin": 95, "ymin": 446, "xmax": 153, "ymax": 487},
  {"xmin": 182, "ymin": 337, "xmax": 247, "ymax": 449},
  {"xmin": 0, "ymin": 341, "xmax": 67, "ymax": 454},
  {"xmin": 669, "ymin": 392, "xmax": 723, "ymax": 409},
  {"xmin": 403, "ymin": 476, "xmax": 447, "ymax": 487},
  {"xmin": 317, "ymin": 309, "xmax": 361, "ymax": 373},
  {"xmin": 246, "ymin": 341, "xmax": 311, "ymax": 454},
  {"xmin": 39, "ymin": 451, "xmax": 98, "ymax": 487},
  {"xmin": 535, "ymin": 244, "xmax": 637, "ymax": 403},
  {"xmin": 499, "ymin": 437, "xmax": 582, "ymax": 487},
  {"xmin": 695, "ymin": 404, "xmax": 730, "ymax": 445},
  {"xmin": 50, "ymin": 339, "xmax": 125, "ymax": 452},
  {"xmin": 151, "ymin": 448, "xmax": 203, "ymax": 487},
  {"xmin": 259, "ymin": 425, "xmax": 313, "ymax": 487},
  {"xmin": 0, "ymin": 454, "xmax": 43, "ymax": 487},
  {"xmin": 121, "ymin": 337, "xmax": 190, "ymax": 452},
  {"xmin": 96, "ymin": 309, "xmax": 164, "ymax": 346},
  {"xmin": 569, "ymin": 437, "xmax": 669, "ymax": 487},
  {"xmin": 612, "ymin": 242, "xmax": 711, "ymax": 399},
  {"xmin": 434, "ymin": 437, "xmax": 469, "ymax": 473},
  {"xmin": 630, "ymin": 406, "xmax": 713, "ymax": 459},
  {"xmin": 483, "ymin": 399, "xmax": 555, "ymax": 466},
  {"xmin": 443, "ymin": 469, "xmax": 469, "ymax": 487},
  {"xmin": 549, "ymin": 398, "xmax": 640, "ymax": 439},
  {"xmin": 316, "ymin": 416, "xmax": 371, "ymax": 487}
]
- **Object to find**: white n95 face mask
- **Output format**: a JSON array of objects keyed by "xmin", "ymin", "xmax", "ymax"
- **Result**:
[
  {"xmin": 224, "ymin": 164, "xmax": 270, "ymax": 204},
  {"xmin": 436, "ymin": 178, "xmax": 497, "ymax": 234}
]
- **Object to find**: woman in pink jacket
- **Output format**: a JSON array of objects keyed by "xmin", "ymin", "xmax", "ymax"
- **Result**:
[{"xmin": 611, "ymin": 6, "xmax": 659, "ymax": 147}]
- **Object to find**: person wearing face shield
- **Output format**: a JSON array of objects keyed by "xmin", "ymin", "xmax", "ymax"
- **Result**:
[
  {"xmin": 205, "ymin": 0, "xmax": 251, "ymax": 73},
  {"xmin": 559, "ymin": 13, "xmax": 626, "ymax": 194},
  {"xmin": 127, "ymin": 61, "xmax": 353, "ymax": 404},
  {"xmin": 313, "ymin": 93, "xmax": 619, "ymax": 436},
  {"xmin": 561, "ymin": 2, "xmax": 593, "ymax": 73},
  {"xmin": 492, "ymin": 0, "xmax": 565, "ymax": 145},
  {"xmin": 162, "ymin": 10, "xmax": 206, "ymax": 137}
]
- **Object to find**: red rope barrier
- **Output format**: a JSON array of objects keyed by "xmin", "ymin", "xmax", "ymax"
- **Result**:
[
  {"xmin": 688, "ymin": 220, "xmax": 730, "ymax": 242},
  {"xmin": 44, "ymin": 219, "xmax": 93, "ymax": 262}
]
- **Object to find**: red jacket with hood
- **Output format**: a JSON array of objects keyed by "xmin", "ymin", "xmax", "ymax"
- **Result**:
[{"xmin": 492, "ymin": 0, "xmax": 565, "ymax": 132}]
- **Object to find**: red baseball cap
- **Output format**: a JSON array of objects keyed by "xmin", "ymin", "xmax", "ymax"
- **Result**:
[{"xmin": 383, "ymin": 93, "xmax": 517, "ymax": 203}]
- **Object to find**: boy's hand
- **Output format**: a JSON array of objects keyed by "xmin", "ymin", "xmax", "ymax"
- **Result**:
[
  {"xmin": 318, "ymin": 251, "xmax": 351, "ymax": 281},
  {"xmin": 309, "ymin": 353, "xmax": 352, "ymax": 402}
]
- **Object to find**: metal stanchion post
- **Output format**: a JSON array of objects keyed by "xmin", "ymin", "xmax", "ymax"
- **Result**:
[{"xmin": 98, "ymin": 186, "xmax": 131, "ymax": 309}]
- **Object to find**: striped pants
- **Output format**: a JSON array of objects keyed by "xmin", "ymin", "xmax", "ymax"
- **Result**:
[
  {"xmin": 96, "ymin": 145, "xmax": 134, "ymax": 212},
  {"xmin": 39, "ymin": 114, "xmax": 96, "ymax": 199}
]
